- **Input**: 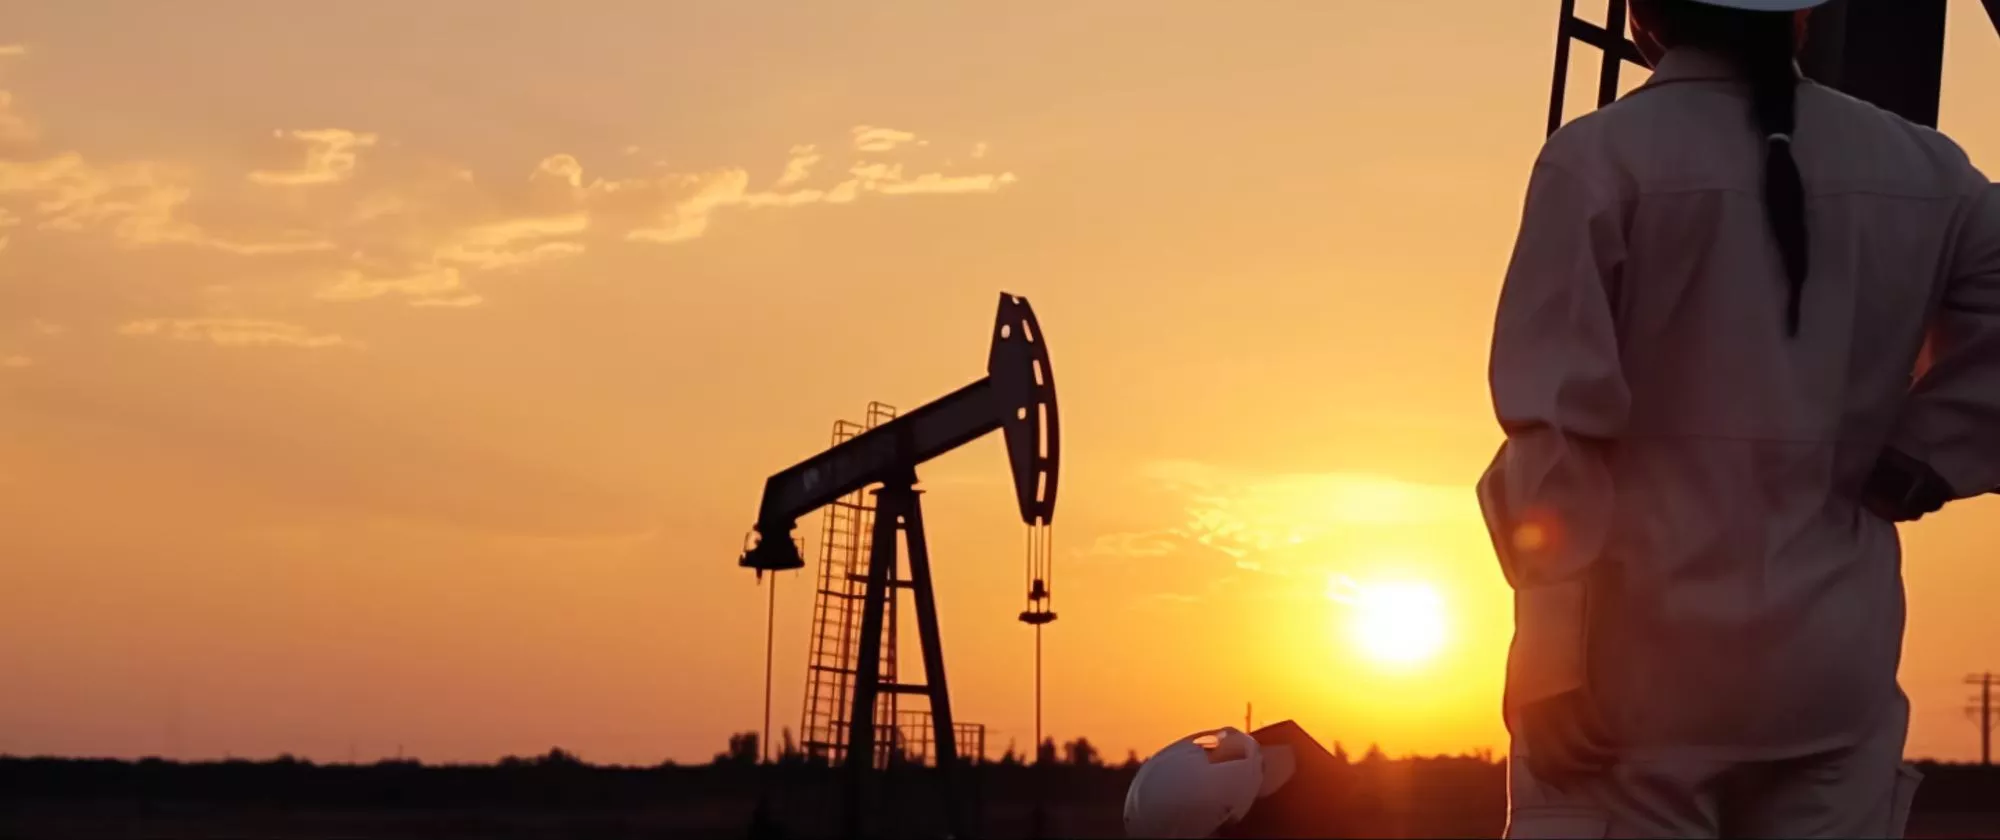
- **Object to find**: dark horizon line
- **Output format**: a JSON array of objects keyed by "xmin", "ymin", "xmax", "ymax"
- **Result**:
[{"xmin": 2, "ymin": 750, "xmax": 1991, "ymax": 771}]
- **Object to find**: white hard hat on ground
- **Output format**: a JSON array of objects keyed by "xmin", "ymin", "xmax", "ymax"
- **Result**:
[
  {"xmin": 1123, "ymin": 727, "xmax": 1295, "ymax": 839},
  {"xmin": 1686, "ymin": 0, "xmax": 1832, "ymax": 10}
]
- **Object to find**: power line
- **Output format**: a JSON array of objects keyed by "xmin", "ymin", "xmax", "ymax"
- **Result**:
[{"xmin": 1968, "ymin": 672, "xmax": 1996, "ymax": 767}]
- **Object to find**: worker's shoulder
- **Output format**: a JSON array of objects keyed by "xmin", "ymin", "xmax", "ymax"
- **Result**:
[
  {"xmin": 1535, "ymin": 100, "xmax": 1624, "ymax": 161},
  {"xmin": 1525, "ymin": 96, "xmax": 1656, "ymax": 198},
  {"xmin": 1534, "ymin": 79, "xmax": 1986, "ymax": 194},
  {"xmin": 1799, "ymin": 82, "xmax": 1987, "ymax": 193},
  {"xmin": 1532, "ymin": 87, "xmax": 1678, "ymax": 176}
]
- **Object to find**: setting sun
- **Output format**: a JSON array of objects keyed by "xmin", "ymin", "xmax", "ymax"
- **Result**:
[{"xmin": 1329, "ymin": 577, "xmax": 1449, "ymax": 667}]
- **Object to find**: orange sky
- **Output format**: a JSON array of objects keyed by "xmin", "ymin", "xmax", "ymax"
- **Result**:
[{"xmin": 3, "ymin": 2, "xmax": 1999, "ymax": 768}]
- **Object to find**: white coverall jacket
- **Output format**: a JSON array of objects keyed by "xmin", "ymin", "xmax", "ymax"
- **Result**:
[{"xmin": 1480, "ymin": 48, "xmax": 2000, "ymax": 838}]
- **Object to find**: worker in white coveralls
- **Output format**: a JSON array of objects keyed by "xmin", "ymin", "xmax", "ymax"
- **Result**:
[{"xmin": 1480, "ymin": 0, "xmax": 2000, "ymax": 836}]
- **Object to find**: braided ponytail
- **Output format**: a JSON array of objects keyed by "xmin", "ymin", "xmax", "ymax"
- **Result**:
[
  {"xmin": 1739, "ymin": 15, "xmax": 1809, "ymax": 337},
  {"xmin": 1648, "ymin": 2, "xmax": 1811, "ymax": 336}
]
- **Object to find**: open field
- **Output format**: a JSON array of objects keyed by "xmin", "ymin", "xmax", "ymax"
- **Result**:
[{"xmin": 2, "ymin": 756, "xmax": 1997, "ymax": 838}]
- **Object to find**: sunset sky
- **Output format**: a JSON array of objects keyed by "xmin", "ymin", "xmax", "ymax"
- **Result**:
[{"xmin": 4, "ymin": 1, "xmax": 2000, "ymax": 768}]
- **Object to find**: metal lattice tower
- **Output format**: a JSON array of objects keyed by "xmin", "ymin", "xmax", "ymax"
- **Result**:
[
  {"xmin": 800, "ymin": 402, "xmax": 900, "ymax": 767},
  {"xmin": 1545, "ymin": 0, "xmax": 1645, "ymax": 137},
  {"xmin": 896, "ymin": 709, "xmax": 987, "ymax": 768}
]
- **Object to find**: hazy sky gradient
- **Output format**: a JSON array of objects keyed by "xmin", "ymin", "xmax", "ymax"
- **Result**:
[{"xmin": 3, "ymin": 1, "xmax": 1999, "ymax": 766}]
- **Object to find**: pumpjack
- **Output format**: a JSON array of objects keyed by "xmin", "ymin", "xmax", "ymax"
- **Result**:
[{"xmin": 739, "ymin": 292, "xmax": 1060, "ymax": 837}]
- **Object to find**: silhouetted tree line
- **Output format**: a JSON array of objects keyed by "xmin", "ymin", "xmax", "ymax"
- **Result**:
[
  {"xmin": 3, "ymin": 735, "xmax": 1997, "ymax": 832},
  {"xmin": 716, "ymin": 727, "xmax": 1117, "ymax": 771}
]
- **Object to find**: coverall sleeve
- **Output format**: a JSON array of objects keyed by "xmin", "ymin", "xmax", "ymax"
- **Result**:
[
  {"xmin": 1891, "ymin": 183, "xmax": 2000, "ymax": 499},
  {"xmin": 1478, "ymin": 158, "xmax": 1630, "ymax": 707}
]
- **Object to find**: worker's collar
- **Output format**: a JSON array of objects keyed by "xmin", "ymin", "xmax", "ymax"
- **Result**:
[{"xmin": 1641, "ymin": 47, "xmax": 1805, "ymax": 88}]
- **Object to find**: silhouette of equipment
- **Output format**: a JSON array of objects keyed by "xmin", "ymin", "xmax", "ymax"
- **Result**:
[
  {"xmin": 1220, "ymin": 722, "xmax": 1353, "ymax": 839},
  {"xmin": 1122, "ymin": 720, "xmax": 1356, "ymax": 839},
  {"xmin": 739, "ymin": 292, "xmax": 1060, "ymax": 838},
  {"xmin": 1545, "ymin": 0, "xmax": 2000, "ymax": 136}
]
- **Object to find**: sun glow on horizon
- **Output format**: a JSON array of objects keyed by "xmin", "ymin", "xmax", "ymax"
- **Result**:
[{"xmin": 1328, "ymin": 575, "xmax": 1448, "ymax": 668}]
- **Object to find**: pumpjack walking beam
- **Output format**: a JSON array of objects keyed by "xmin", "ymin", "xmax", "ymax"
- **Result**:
[{"xmin": 739, "ymin": 292, "xmax": 1060, "ymax": 837}]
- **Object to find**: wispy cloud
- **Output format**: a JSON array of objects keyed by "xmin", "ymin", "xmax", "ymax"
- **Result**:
[
  {"xmin": 875, "ymin": 170, "xmax": 1019, "ymax": 196},
  {"xmin": 433, "ymin": 214, "xmax": 589, "ymax": 271},
  {"xmin": 836, "ymin": 161, "xmax": 1022, "ymax": 197},
  {"xmin": 316, "ymin": 265, "xmax": 466, "ymax": 304},
  {"xmin": 0, "ymin": 45, "xmax": 26, "ymax": 58},
  {"xmin": 852, "ymin": 125, "xmax": 918, "ymax": 153},
  {"xmin": 116, "ymin": 318, "xmax": 362, "ymax": 350},
  {"xmin": 1, "ymin": 354, "xmax": 31, "ymax": 368},
  {"xmin": 411, "ymin": 293, "xmax": 483, "ymax": 308},
  {"xmin": 626, "ymin": 169, "xmax": 761, "ymax": 244},
  {"xmin": 1078, "ymin": 529, "xmax": 1183, "ymax": 560},
  {"xmin": 1, "ymin": 74, "xmax": 1017, "ymax": 320},
  {"xmin": 536, "ymin": 154, "xmax": 585, "ymax": 188},
  {"xmin": 0, "ymin": 154, "xmax": 335, "ymax": 254},
  {"xmin": 248, "ymin": 129, "xmax": 379, "ymax": 186},
  {"xmin": 773, "ymin": 144, "xmax": 820, "ymax": 188},
  {"xmin": 1088, "ymin": 460, "xmax": 1476, "ymax": 566},
  {"xmin": 620, "ymin": 141, "xmax": 1015, "ymax": 243}
]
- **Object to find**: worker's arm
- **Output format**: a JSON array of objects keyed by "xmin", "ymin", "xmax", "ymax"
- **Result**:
[
  {"xmin": 1479, "ymin": 157, "xmax": 1630, "ymax": 711},
  {"xmin": 1885, "ymin": 183, "xmax": 2000, "ymax": 506}
]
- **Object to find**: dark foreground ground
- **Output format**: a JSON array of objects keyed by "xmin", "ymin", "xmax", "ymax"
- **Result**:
[{"xmin": 3, "ymin": 755, "xmax": 1997, "ymax": 839}]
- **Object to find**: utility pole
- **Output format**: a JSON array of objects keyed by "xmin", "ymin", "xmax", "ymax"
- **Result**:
[
  {"xmin": 1969, "ymin": 672, "xmax": 1996, "ymax": 766},
  {"xmin": 1245, "ymin": 702, "xmax": 1253, "ymax": 733}
]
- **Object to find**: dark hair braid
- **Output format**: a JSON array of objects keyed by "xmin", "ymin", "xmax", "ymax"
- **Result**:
[
  {"xmin": 1740, "ymin": 15, "xmax": 1809, "ymax": 337},
  {"xmin": 1654, "ymin": 3, "xmax": 1811, "ymax": 336}
]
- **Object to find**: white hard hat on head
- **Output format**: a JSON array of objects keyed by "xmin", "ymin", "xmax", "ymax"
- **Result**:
[
  {"xmin": 1686, "ymin": 0, "xmax": 1831, "ymax": 10},
  {"xmin": 1122, "ymin": 728, "xmax": 1267, "ymax": 839}
]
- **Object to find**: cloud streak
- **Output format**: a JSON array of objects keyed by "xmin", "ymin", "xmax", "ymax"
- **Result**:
[
  {"xmin": 117, "ymin": 318, "xmax": 362, "ymax": 350},
  {"xmin": 315, "ymin": 265, "xmax": 467, "ymax": 304},
  {"xmin": 773, "ymin": 144, "xmax": 820, "ymax": 188},
  {"xmin": 1, "ymin": 74, "xmax": 1018, "ymax": 322},
  {"xmin": 1088, "ymin": 460, "xmax": 1477, "ymax": 564},
  {"xmin": 852, "ymin": 125, "xmax": 918, "ymax": 153},
  {"xmin": 248, "ymin": 129, "xmax": 380, "ymax": 186},
  {"xmin": 0, "ymin": 154, "xmax": 335, "ymax": 254}
]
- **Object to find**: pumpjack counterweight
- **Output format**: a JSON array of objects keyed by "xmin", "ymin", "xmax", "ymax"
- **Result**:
[{"xmin": 737, "ymin": 292, "xmax": 1060, "ymax": 838}]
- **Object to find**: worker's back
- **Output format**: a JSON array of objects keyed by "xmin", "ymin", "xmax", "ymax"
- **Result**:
[{"xmin": 1513, "ymin": 48, "xmax": 1996, "ymax": 761}]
